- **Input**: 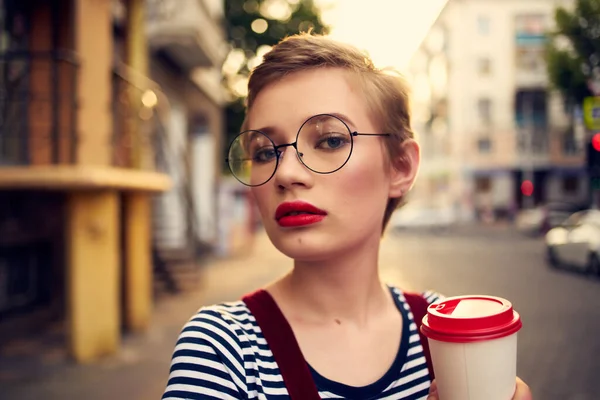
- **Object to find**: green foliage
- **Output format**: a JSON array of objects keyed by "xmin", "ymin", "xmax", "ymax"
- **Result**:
[
  {"xmin": 546, "ymin": 0, "xmax": 600, "ymax": 107},
  {"xmin": 222, "ymin": 0, "xmax": 329, "ymax": 172},
  {"xmin": 225, "ymin": 0, "xmax": 329, "ymax": 77},
  {"xmin": 546, "ymin": 43, "xmax": 590, "ymax": 107}
]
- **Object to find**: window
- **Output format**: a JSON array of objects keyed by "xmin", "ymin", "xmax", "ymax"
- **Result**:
[
  {"xmin": 515, "ymin": 90, "xmax": 547, "ymax": 128},
  {"xmin": 479, "ymin": 57, "xmax": 491, "ymax": 76},
  {"xmin": 515, "ymin": 14, "xmax": 546, "ymax": 73},
  {"xmin": 478, "ymin": 98, "xmax": 492, "ymax": 125},
  {"xmin": 562, "ymin": 177, "xmax": 579, "ymax": 194},
  {"xmin": 0, "ymin": 2, "xmax": 30, "ymax": 165},
  {"xmin": 515, "ymin": 47, "xmax": 545, "ymax": 73},
  {"xmin": 475, "ymin": 176, "xmax": 492, "ymax": 193},
  {"xmin": 477, "ymin": 138, "xmax": 492, "ymax": 153},
  {"xmin": 0, "ymin": 2, "xmax": 29, "ymax": 52},
  {"xmin": 478, "ymin": 16, "xmax": 490, "ymax": 35}
]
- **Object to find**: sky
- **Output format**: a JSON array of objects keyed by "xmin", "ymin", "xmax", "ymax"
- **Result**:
[
  {"xmin": 223, "ymin": 0, "xmax": 448, "ymax": 98},
  {"xmin": 317, "ymin": 0, "xmax": 448, "ymax": 72}
]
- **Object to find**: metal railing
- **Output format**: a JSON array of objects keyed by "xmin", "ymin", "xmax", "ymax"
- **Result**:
[
  {"xmin": 0, "ymin": 50, "xmax": 79, "ymax": 166},
  {"xmin": 0, "ymin": 50, "xmax": 169, "ymax": 170},
  {"xmin": 111, "ymin": 65, "xmax": 157, "ymax": 170}
]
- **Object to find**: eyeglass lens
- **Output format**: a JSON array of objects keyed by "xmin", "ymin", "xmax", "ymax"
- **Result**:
[{"xmin": 227, "ymin": 114, "xmax": 353, "ymax": 186}]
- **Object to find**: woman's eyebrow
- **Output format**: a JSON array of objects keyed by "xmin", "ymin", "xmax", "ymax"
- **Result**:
[
  {"xmin": 320, "ymin": 112, "xmax": 357, "ymax": 130},
  {"xmin": 252, "ymin": 112, "xmax": 357, "ymax": 136},
  {"xmin": 251, "ymin": 125, "xmax": 279, "ymax": 137}
]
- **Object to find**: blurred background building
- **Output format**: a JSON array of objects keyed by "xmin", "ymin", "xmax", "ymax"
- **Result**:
[
  {"xmin": 0, "ymin": 0, "xmax": 257, "ymax": 363},
  {"xmin": 1, "ymin": 2, "xmax": 599, "ymax": 399},
  {"xmin": 409, "ymin": 0, "xmax": 588, "ymax": 223}
]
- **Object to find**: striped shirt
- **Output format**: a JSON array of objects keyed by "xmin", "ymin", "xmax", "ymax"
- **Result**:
[{"xmin": 163, "ymin": 287, "xmax": 443, "ymax": 400}]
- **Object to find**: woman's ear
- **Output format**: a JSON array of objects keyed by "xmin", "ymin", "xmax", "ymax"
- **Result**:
[{"xmin": 388, "ymin": 139, "xmax": 420, "ymax": 198}]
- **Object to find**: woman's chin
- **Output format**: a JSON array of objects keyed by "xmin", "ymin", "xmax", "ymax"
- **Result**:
[{"xmin": 266, "ymin": 227, "xmax": 337, "ymax": 261}]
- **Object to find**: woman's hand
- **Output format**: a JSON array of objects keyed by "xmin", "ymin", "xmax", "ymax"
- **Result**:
[{"xmin": 427, "ymin": 377, "xmax": 532, "ymax": 400}]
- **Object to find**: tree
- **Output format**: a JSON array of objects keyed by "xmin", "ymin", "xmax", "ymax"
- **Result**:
[
  {"xmin": 546, "ymin": 0, "xmax": 600, "ymax": 109},
  {"xmin": 222, "ymin": 0, "xmax": 330, "ymax": 170}
]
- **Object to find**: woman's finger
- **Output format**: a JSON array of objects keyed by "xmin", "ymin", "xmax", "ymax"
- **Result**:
[
  {"xmin": 427, "ymin": 379, "xmax": 438, "ymax": 400},
  {"xmin": 427, "ymin": 377, "xmax": 531, "ymax": 400},
  {"xmin": 512, "ymin": 377, "xmax": 533, "ymax": 400}
]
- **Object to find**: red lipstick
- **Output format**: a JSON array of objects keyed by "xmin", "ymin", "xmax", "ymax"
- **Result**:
[{"xmin": 275, "ymin": 201, "xmax": 327, "ymax": 227}]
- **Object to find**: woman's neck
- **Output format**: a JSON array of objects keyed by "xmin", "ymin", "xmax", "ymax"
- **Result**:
[{"xmin": 268, "ymin": 237, "xmax": 392, "ymax": 327}]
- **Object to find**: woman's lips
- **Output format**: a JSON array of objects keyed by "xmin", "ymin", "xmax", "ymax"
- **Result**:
[{"xmin": 275, "ymin": 201, "xmax": 327, "ymax": 227}]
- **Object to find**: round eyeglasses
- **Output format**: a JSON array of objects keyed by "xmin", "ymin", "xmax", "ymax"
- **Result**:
[{"xmin": 226, "ymin": 113, "xmax": 391, "ymax": 187}]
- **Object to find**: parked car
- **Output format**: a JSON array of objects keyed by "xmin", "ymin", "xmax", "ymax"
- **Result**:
[
  {"xmin": 516, "ymin": 201, "xmax": 587, "ymax": 236},
  {"xmin": 544, "ymin": 209, "xmax": 600, "ymax": 275},
  {"xmin": 389, "ymin": 203, "xmax": 458, "ymax": 233}
]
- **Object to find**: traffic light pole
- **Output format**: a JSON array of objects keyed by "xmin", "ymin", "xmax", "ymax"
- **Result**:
[
  {"xmin": 587, "ymin": 132, "xmax": 600, "ymax": 209},
  {"xmin": 522, "ymin": 94, "xmax": 535, "ymax": 209}
]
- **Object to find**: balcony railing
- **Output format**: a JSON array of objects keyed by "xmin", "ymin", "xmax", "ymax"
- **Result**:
[
  {"xmin": 0, "ymin": 50, "xmax": 78, "ymax": 166},
  {"xmin": 514, "ymin": 114, "xmax": 548, "ymax": 130},
  {"xmin": 0, "ymin": 51, "xmax": 160, "ymax": 170},
  {"xmin": 146, "ymin": 0, "xmax": 227, "ymax": 70},
  {"xmin": 515, "ymin": 127, "xmax": 549, "ymax": 155},
  {"xmin": 111, "ymin": 63, "xmax": 158, "ymax": 170}
]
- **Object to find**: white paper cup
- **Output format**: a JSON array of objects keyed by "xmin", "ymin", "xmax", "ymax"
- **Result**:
[{"xmin": 421, "ymin": 295, "xmax": 522, "ymax": 400}]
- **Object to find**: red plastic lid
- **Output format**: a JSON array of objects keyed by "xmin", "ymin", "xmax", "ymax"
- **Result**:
[{"xmin": 420, "ymin": 295, "xmax": 522, "ymax": 343}]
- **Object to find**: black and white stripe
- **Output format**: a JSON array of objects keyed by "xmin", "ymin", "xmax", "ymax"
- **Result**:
[{"xmin": 163, "ymin": 287, "xmax": 443, "ymax": 400}]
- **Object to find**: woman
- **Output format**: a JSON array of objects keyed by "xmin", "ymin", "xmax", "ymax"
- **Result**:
[{"xmin": 162, "ymin": 34, "xmax": 532, "ymax": 400}]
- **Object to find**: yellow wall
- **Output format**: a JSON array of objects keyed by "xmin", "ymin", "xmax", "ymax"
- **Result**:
[
  {"xmin": 7, "ymin": 0, "xmax": 168, "ymax": 363},
  {"xmin": 123, "ymin": 193, "xmax": 152, "ymax": 332},
  {"xmin": 75, "ymin": 0, "xmax": 112, "ymax": 166},
  {"xmin": 67, "ymin": 191, "xmax": 120, "ymax": 362},
  {"xmin": 126, "ymin": 0, "xmax": 153, "ymax": 170},
  {"xmin": 122, "ymin": 0, "xmax": 154, "ymax": 332},
  {"xmin": 67, "ymin": 0, "xmax": 120, "ymax": 362}
]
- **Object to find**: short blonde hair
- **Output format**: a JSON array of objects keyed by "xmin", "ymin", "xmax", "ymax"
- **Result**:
[{"xmin": 244, "ymin": 33, "xmax": 414, "ymax": 232}]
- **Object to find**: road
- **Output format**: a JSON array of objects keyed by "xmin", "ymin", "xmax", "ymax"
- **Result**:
[
  {"xmin": 2, "ymin": 225, "xmax": 599, "ymax": 399},
  {"xmin": 383, "ymin": 227, "xmax": 600, "ymax": 400}
]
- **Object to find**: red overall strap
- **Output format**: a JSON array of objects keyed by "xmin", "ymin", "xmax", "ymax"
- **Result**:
[
  {"xmin": 242, "ymin": 289, "xmax": 321, "ymax": 400},
  {"xmin": 404, "ymin": 292, "xmax": 435, "ymax": 380}
]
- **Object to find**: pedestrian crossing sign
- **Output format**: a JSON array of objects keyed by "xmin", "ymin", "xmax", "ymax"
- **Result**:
[{"xmin": 583, "ymin": 96, "xmax": 600, "ymax": 130}]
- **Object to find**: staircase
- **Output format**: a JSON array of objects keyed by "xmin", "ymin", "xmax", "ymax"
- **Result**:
[
  {"xmin": 150, "ymin": 109, "xmax": 212, "ymax": 297},
  {"xmin": 111, "ymin": 63, "xmax": 212, "ymax": 298}
]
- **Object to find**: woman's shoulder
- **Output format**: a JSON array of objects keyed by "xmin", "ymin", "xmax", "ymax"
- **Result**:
[
  {"xmin": 180, "ymin": 300, "xmax": 258, "ymax": 342},
  {"xmin": 164, "ymin": 302, "xmax": 260, "ymax": 398},
  {"xmin": 388, "ymin": 285, "xmax": 445, "ymax": 305}
]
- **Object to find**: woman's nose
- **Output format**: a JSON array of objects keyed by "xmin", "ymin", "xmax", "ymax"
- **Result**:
[{"xmin": 272, "ymin": 146, "xmax": 312, "ymax": 189}]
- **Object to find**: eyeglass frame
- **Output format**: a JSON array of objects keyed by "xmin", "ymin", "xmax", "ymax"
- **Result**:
[{"xmin": 225, "ymin": 113, "xmax": 392, "ymax": 187}]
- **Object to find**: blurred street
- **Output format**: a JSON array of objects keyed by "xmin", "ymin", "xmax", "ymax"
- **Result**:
[
  {"xmin": 2, "ymin": 224, "xmax": 599, "ymax": 400},
  {"xmin": 385, "ymin": 227, "xmax": 600, "ymax": 400}
]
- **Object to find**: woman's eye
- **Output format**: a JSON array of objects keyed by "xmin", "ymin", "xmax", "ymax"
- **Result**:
[
  {"xmin": 253, "ymin": 148, "xmax": 277, "ymax": 162},
  {"xmin": 316, "ymin": 134, "xmax": 349, "ymax": 150}
]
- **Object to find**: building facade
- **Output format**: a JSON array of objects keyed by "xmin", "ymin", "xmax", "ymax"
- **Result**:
[
  {"xmin": 0, "ymin": 0, "xmax": 228, "ymax": 363},
  {"xmin": 145, "ymin": 0, "xmax": 226, "ymax": 252},
  {"xmin": 409, "ymin": 0, "xmax": 586, "ymax": 221}
]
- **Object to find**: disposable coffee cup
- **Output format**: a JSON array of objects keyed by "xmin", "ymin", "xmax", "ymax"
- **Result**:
[{"xmin": 421, "ymin": 295, "xmax": 522, "ymax": 400}]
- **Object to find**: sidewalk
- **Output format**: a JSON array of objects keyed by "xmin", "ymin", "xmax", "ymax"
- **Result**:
[
  {"xmin": 1, "ymin": 231, "xmax": 291, "ymax": 400},
  {"xmin": 1, "ymin": 223, "xmax": 525, "ymax": 399}
]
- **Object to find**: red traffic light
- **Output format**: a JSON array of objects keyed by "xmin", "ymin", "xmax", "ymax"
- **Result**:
[
  {"xmin": 521, "ymin": 180, "xmax": 534, "ymax": 197},
  {"xmin": 593, "ymin": 133, "xmax": 600, "ymax": 151}
]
